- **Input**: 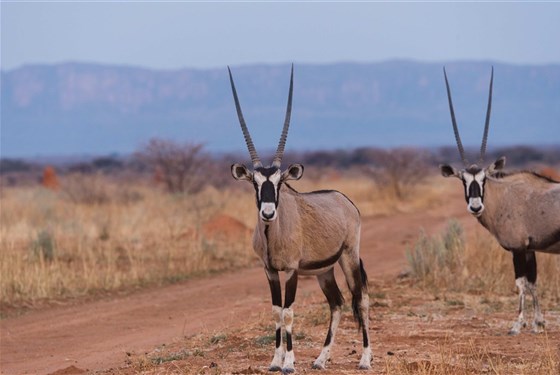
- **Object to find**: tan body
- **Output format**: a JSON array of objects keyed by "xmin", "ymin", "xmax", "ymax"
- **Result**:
[
  {"xmin": 440, "ymin": 67, "xmax": 558, "ymax": 335},
  {"xmin": 228, "ymin": 66, "xmax": 371, "ymax": 371},
  {"xmin": 253, "ymin": 185, "xmax": 361, "ymax": 274},
  {"xmin": 479, "ymin": 172, "xmax": 560, "ymax": 254}
]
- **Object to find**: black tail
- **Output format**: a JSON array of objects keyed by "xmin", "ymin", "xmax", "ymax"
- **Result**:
[
  {"xmin": 352, "ymin": 259, "xmax": 369, "ymax": 330},
  {"xmin": 359, "ymin": 258, "xmax": 368, "ymax": 291}
]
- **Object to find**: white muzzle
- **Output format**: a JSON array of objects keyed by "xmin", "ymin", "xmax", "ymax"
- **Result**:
[{"xmin": 260, "ymin": 202, "xmax": 277, "ymax": 221}]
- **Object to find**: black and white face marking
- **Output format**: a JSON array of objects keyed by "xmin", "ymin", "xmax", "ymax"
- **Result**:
[
  {"xmin": 253, "ymin": 167, "xmax": 282, "ymax": 222},
  {"xmin": 231, "ymin": 163, "xmax": 304, "ymax": 223},
  {"xmin": 440, "ymin": 157, "xmax": 506, "ymax": 218},
  {"xmin": 462, "ymin": 165, "xmax": 486, "ymax": 217}
]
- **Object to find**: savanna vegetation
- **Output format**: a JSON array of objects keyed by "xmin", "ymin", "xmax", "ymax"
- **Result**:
[
  {"xmin": 1, "ymin": 140, "xmax": 558, "ymax": 312},
  {"xmin": 0, "ymin": 140, "xmax": 438, "ymax": 311},
  {"xmin": 1, "ymin": 140, "xmax": 559, "ymax": 373}
]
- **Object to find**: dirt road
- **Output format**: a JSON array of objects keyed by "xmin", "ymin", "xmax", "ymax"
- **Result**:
[{"xmin": 1, "ymin": 196, "xmax": 471, "ymax": 375}]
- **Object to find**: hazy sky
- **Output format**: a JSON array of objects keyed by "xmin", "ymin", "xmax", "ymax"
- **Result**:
[{"xmin": 2, "ymin": 2, "xmax": 560, "ymax": 71}]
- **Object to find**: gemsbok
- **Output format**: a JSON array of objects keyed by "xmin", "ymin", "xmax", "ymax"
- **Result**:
[
  {"xmin": 228, "ymin": 65, "xmax": 371, "ymax": 372},
  {"xmin": 439, "ymin": 67, "xmax": 560, "ymax": 335}
]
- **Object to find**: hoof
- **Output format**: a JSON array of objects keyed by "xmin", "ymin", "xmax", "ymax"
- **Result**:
[
  {"xmin": 358, "ymin": 364, "xmax": 372, "ymax": 370},
  {"xmin": 282, "ymin": 368, "xmax": 295, "ymax": 374},
  {"xmin": 532, "ymin": 320, "xmax": 545, "ymax": 334},
  {"xmin": 269, "ymin": 366, "xmax": 282, "ymax": 372},
  {"xmin": 311, "ymin": 363, "xmax": 325, "ymax": 370}
]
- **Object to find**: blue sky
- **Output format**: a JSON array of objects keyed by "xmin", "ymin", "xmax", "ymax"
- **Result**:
[{"xmin": 2, "ymin": 2, "xmax": 560, "ymax": 71}]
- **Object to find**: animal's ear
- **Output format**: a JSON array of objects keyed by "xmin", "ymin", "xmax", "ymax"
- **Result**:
[
  {"xmin": 282, "ymin": 164, "xmax": 304, "ymax": 181},
  {"xmin": 439, "ymin": 164, "xmax": 461, "ymax": 178},
  {"xmin": 231, "ymin": 163, "xmax": 252, "ymax": 181},
  {"xmin": 487, "ymin": 156, "xmax": 506, "ymax": 175}
]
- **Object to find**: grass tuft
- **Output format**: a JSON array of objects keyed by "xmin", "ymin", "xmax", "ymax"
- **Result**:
[
  {"xmin": 31, "ymin": 229, "xmax": 56, "ymax": 262},
  {"xmin": 406, "ymin": 220, "xmax": 560, "ymax": 302},
  {"xmin": 0, "ymin": 182, "xmax": 257, "ymax": 311},
  {"xmin": 406, "ymin": 220, "xmax": 465, "ymax": 290}
]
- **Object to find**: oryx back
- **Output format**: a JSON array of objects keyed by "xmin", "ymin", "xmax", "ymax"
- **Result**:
[{"xmin": 481, "ymin": 172, "xmax": 560, "ymax": 253}]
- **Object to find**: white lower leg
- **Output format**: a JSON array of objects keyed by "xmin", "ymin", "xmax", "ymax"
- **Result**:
[
  {"xmin": 509, "ymin": 277, "xmax": 527, "ymax": 335},
  {"xmin": 313, "ymin": 309, "xmax": 341, "ymax": 369},
  {"xmin": 527, "ymin": 281, "xmax": 545, "ymax": 333},
  {"xmin": 358, "ymin": 293, "xmax": 371, "ymax": 370},
  {"xmin": 269, "ymin": 305, "xmax": 284, "ymax": 370},
  {"xmin": 282, "ymin": 307, "xmax": 295, "ymax": 373},
  {"xmin": 359, "ymin": 346, "xmax": 372, "ymax": 370}
]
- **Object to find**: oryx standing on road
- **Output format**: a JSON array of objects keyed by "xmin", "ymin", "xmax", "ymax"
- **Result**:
[
  {"xmin": 228, "ymin": 65, "xmax": 371, "ymax": 372},
  {"xmin": 439, "ymin": 67, "xmax": 560, "ymax": 335}
]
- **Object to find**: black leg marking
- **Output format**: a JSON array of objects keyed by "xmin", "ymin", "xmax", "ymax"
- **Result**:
[
  {"xmin": 286, "ymin": 332, "xmax": 293, "ymax": 352},
  {"xmin": 320, "ymin": 269, "xmax": 345, "ymax": 309},
  {"xmin": 284, "ymin": 271, "xmax": 297, "ymax": 357},
  {"xmin": 275, "ymin": 328, "xmax": 282, "ymax": 348},
  {"xmin": 323, "ymin": 329, "xmax": 333, "ymax": 347},
  {"xmin": 351, "ymin": 268, "xmax": 365, "ymax": 330},
  {"xmin": 267, "ymin": 269, "xmax": 282, "ymax": 307},
  {"xmin": 318, "ymin": 269, "xmax": 344, "ymax": 344},
  {"xmin": 282, "ymin": 271, "xmax": 297, "ymax": 373},
  {"xmin": 284, "ymin": 271, "xmax": 298, "ymax": 309},
  {"xmin": 338, "ymin": 255, "xmax": 371, "ymax": 369},
  {"xmin": 512, "ymin": 252, "xmax": 527, "ymax": 280},
  {"xmin": 266, "ymin": 268, "xmax": 283, "ymax": 356},
  {"xmin": 525, "ymin": 251, "xmax": 537, "ymax": 284}
]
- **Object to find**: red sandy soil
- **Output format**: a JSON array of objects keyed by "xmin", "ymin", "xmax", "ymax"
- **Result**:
[{"xmin": 1, "ymin": 190, "xmax": 558, "ymax": 374}]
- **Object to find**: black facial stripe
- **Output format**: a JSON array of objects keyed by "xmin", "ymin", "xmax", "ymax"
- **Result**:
[
  {"xmin": 468, "ymin": 180, "xmax": 482, "ymax": 198},
  {"xmin": 463, "ymin": 174, "xmax": 486, "ymax": 203},
  {"xmin": 275, "ymin": 182, "xmax": 281, "ymax": 206},
  {"xmin": 253, "ymin": 167, "xmax": 282, "ymax": 209},
  {"xmin": 261, "ymin": 181, "xmax": 276, "ymax": 203},
  {"xmin": 461, "ymin": 181, "xmax": 469, "ymax": 203},
  {"xmin": 253, "ymin": 182, "xmax": 260, "ymax": 209}
]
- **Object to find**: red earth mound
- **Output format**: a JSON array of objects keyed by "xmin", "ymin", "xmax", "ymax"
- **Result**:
[
  {"xmin": 180, "ymin": 214, "xmax": 253, "ymax": 242},
  {"xmin": 538, "ymin": 166, "xmax": 560, "ymax": 182}
]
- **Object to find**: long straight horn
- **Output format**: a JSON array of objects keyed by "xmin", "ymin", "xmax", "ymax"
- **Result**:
[
  {"xmin": 272, "ymin": 64, "xmax": 294, "ymax": 168},
  {"xmin": 443, "ymin": 67, "xmax": 468, "ymax": 166},
  {"xmin": 228, "ymin": 67, "xmax": 262, "ymax": 168},
  {"xmin": 479, "ymin": 66, "xmax": 494, "ymax": 163}
]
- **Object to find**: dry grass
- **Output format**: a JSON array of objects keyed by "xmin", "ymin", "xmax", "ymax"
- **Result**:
[
  {"xmin": 1, "ymin": 170, "xmax": 444, "ymax": 312},
  {"xmin": 383, "ymin": 334, "xmax": 560, "ymax": 375},
  {"xmin": 407, "ymin": 220, "xmax": 560, "ymax": 306},
  {"xmin": 0, "ymin": 178, "xmax": 257, "ymax": 311}
]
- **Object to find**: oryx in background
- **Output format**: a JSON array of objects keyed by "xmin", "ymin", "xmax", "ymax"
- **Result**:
[
  {"xmin": 228, "ymin": 65, "xmax": 371, "ymax": 372},
  {"xmin": 439, "ymin": 67, "xmax": 560, "ymax": 335}
]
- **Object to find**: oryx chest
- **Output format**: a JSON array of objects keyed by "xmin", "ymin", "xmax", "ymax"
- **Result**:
[{"xmin": 253, "ymin": 227, "xmax": 301, "ymax": 271}]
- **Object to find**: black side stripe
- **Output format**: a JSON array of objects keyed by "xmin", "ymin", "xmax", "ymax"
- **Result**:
[{"xmin": 299, "ymin": 244, "xmax": 345, "ymax": 270}]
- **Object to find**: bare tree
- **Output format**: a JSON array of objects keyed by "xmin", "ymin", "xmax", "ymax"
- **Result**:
[
  {"xmin": 135, "ymin": 138, "xmax": 209, "ymax": 194},
  {"xmin": 366, "ymin": 147, "xmax": 430, "ymax": 199}
]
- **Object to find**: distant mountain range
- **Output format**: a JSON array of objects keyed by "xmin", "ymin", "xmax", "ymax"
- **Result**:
[{"xmin": 1, "ymin": 61, "xmax": 559, "ymax": 158}]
